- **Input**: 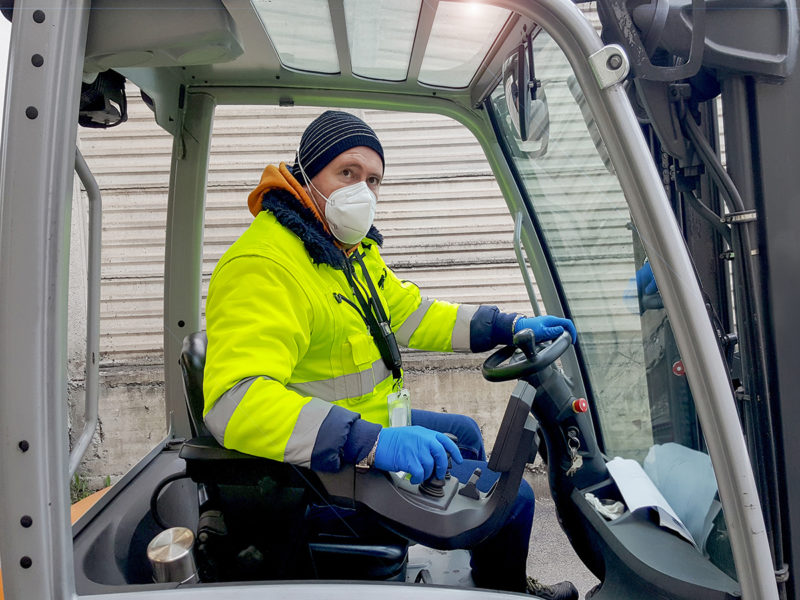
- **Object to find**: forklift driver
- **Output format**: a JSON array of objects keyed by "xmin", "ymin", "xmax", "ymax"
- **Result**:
[{"xmin": 202, "ymin": 110, "xmax": 579, "ymax": 598}]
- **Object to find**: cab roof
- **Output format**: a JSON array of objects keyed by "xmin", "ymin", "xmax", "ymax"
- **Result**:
[{"xmin": 83, "ymin": 0, "xmax": 537, "ymax": 132}]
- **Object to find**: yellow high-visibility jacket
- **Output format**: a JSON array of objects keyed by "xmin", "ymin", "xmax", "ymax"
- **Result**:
[{"xmin": 203, "ymin": 165, "xmax": 509, "ymax": 471}]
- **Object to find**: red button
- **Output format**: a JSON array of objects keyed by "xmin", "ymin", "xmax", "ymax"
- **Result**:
[
  {"xmin": 572, "ymin": 398, "xmax": 588, "ymax": 413},
  {"xmin": 672, "ymin": 361, "xmax": 685, "ymax": 376}
]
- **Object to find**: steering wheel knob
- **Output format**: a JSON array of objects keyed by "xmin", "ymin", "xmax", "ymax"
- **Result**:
[
  {"xmin": 482, "ymin": 330, "xmax": 573, "ymax": 382},
  {"xmin": 512, "ymin": 328, "xmax": 537, "ymax": 359}
]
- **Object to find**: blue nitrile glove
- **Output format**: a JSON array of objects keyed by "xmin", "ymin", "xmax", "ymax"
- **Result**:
[
  {"xmin": 514, "ymin": 315, "xmax": 577, "ymax": 344},
  {"xmin": 374, "ymin": 426, "xmax": 464, "ymax": 485},
  {"xmin": 636, "ymin": 262, "xmax": 659, "ymax": 296},
  {"xmin": 626, "ymin": 262, "xmax": 663, "ymax": 312}
]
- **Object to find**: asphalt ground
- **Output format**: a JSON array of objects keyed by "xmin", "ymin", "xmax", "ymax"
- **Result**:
[
  {"xmin": 525, "ymin": 473, "xmax": 600, "ymax": 598},
  {"xmin": 407, "ymin": 476, "xmax": 601, "ymax": 597}
]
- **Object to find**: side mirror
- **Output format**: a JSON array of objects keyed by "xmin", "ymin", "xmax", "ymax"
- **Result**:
[{"xmin": 502, "ymin": 42, "xmax": 549, "ymax": 157}]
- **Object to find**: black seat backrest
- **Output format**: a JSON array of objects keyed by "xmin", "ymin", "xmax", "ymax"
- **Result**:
[{"xmin": 179, "ymin": 331, "xmax": 210, "ymax": 437}]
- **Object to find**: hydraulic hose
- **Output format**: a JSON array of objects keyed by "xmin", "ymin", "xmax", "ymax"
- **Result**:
[
  {"xmin": 682, "ymin": 188, "xmax": 732, "ymax": 245},
  {"xmin": 683, "ymin": 111, "xmax": 786, "ymax": 588},
  {"xmin": 683, "ymin": 115, "xmax": 744, "ymax": 213}
]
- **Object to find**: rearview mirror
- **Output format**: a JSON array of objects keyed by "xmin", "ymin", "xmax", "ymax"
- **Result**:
[{"xmin": 502, "ymin": 42, "xmax": 549, "ymax": 157}]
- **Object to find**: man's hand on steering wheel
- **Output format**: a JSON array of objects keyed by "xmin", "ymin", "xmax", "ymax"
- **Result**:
[
  {"xmin": 514, "ymin": 315, "xmax": 577, "ymax": 344},
  {"xmin": 482, "ymin": 321, "xmax": 576, "ymax": 383}
]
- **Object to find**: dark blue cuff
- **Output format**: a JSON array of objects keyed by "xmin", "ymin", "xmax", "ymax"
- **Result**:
[
  {"xmin": 342, "ymin": 418, "xmax": 382, "ymax": 464},
  {"xmin": 469, "ymin": 305, "xmax": 519, "ymax": 352},
  {"xmin": 309, "ymin": 407, "xmax": 382, "ymax": 472},
  {"xmin": 309, "ymin": 405, "xmax": 357, "ymax": 472}
]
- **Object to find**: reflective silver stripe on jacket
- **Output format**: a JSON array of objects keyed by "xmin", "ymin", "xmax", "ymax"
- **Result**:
[
  {"xmin": 452, "ymin": 304, "xmax": 479, "ymax": 351},
  {"xmin": 204, "ymin": 361, "xmax": 391, "ymax": 446},
  {"xmin": 288, "ymin": 358, "xmax": 392, "ymax": 401},
  {"xmin": 395, "ymin": 297, "xmax": 434, "ymax": 347},
  {"xmin": 283, "ymin": 398, "xmax": 334, "ymax": 467},
  {"xmin": 204, "ymin": 375, "xmax": 266, "ymax": 445}
]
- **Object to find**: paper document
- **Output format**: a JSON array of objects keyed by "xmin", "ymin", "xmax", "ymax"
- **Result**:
[
  {"xmin": 606, "ymin": 456, "xmax": 698, "ymax": 550},
  {"xmin": 643, "ymin": 443, "xmax": 720, "ymax": 551}
]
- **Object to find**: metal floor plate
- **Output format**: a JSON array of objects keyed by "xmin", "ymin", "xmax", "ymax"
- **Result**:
[{"xmin": 406, "ymin": 546, "xmax": 474, "ymax": 587}]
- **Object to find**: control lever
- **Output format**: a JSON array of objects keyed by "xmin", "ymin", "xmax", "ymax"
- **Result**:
[
  {"xmin": 458, "ymin": 468, "xmax": 483, "ymax": 500},
  {"xmin": 419, "ymin": 433, "xmax": 457, "ymax": 498},
  {"xmin": 418, "ymin": 476, "xmax": 445, "ymax": 497}
]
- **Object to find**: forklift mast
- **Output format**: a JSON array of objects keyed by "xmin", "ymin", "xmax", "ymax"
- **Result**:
[{"xmin": 597, "ymin": 0, "xmax": 800, "ymax": 596}]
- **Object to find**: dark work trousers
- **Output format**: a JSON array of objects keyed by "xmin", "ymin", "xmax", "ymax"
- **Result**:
[{"xmin": 411, "ymin": 409, "xmax": 535, "ymax": 592}]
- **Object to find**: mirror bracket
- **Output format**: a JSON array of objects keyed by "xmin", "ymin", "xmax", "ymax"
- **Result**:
[{"xmin": 588, "ymin": 44, "xmax": 630, "ymax": 89}]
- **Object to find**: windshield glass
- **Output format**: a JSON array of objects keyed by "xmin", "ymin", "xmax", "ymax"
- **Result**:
[
  {"xmin": 489, "ymin": 28, "xmax": 735, "ymax": 579},
  {"xmin": 492, "ymin": 30, "xmax": 673, "ymax": 461}
]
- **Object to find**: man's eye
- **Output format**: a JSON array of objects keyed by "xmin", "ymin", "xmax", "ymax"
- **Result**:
[
  {"xmin": 342, "ymin": 168, "xmax": 351, "ymax": 177},
  {"xmin": 368, "ymin": 176, "xmax": 381, "ymax": 186}
]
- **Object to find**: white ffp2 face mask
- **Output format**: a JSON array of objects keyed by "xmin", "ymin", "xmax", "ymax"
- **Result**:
[
  {"xmin": 296, "ymin": 154, "xmax": 378, "ymax": 245},
  {"xmin": 322, "ymin": 181, "xmax": 377, "ymax": 245}
]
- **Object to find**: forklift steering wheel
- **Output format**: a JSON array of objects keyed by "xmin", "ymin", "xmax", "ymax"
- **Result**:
[{"xmin": 482, "ymin": 329, "xmax": 573, "ymax": 382}]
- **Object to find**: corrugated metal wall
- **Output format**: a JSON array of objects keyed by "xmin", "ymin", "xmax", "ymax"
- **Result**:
[
  {"xmin": 78, "ymin": 101, "xmax": 172, "ymax": 363},
  {"xmin": 77, "ymin": 98, "xmax": 533, "ymax": 367}
]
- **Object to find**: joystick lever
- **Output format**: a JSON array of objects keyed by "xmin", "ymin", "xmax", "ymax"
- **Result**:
[
  {"xmin": 419, "ymin": 476, "xmax": 445, "ymax": 497},
  {"xmin": 419, "ymin": 433, "xmax": 458, "ymax": 497}
]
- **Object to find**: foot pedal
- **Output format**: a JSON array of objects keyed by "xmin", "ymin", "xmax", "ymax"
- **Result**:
[{"xmin": 415, "ymin": 568, "xmax": 433, "ymax": 584}]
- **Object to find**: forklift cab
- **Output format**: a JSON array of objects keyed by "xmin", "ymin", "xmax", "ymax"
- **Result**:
[{"xmin": 1, "ymin": 1, "xmax": 796, "ymax": 599}]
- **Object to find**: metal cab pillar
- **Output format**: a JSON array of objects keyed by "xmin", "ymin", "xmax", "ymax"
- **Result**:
[
  {"xmin": 163, "ymin": 91, "xmax": 216, "ymax": 439},
  {"xmin": 0, "ymin": 1, "xmax": 90, "ymax": 598}
]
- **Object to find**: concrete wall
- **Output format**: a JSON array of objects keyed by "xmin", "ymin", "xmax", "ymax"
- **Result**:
[
  {"xmin": 67, "ymin": 351, "xmax": 521, "ymax": 490},
  {"xmin": 68, "ymin": 365, "xmax": 166, "ymax": 489}
]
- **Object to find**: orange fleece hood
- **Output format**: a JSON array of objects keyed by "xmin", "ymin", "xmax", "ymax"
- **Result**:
[
  {"xmin": 247, "ymin": 162, "xmax": 364, "ymax": 254},
  {"xmin": 247, "ymin": 162, "xmax": 327, "ymax": 226}
]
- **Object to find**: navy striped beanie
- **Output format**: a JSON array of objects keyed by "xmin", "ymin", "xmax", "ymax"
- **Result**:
[{"xmin": 291, "ymin": 110, "xmax": 384, "ymax": 184}]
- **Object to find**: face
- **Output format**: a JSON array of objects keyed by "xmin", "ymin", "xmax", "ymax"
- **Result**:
[{"xmin": 305, "ymin": 146, "xmax": 383, "ymax": 214}]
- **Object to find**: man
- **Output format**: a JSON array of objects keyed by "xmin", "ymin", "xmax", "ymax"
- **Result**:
[{"xmin": 203, "ymin": 110, "xmax": 578, "ymax": 598}]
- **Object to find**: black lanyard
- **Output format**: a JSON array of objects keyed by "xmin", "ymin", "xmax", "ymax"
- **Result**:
[{"xmin": 343, "ymin": 252, "xmax": 403, "ymax": 380}]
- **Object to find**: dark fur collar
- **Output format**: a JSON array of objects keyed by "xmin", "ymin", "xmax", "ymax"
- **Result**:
[{"xmin": 261, "ymin": 189, "xmax": 383, "ymax": 270}]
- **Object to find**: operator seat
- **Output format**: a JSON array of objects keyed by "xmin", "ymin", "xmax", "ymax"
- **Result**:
[
  {"xmin": 179, "ymin": 331, "xmax": 210, "ymax": 437},
  {"xmin": 177, "ymin": 331, "xmax": 409, "ymax": 582}
]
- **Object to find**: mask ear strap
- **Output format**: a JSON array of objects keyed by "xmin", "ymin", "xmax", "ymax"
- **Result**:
[
  {"xmin": 296, "ymin": 153, "xmax": 327, "ymax": 215},
  {"xmin": 294, "ymin": 153, "xmax": 349, "ymax": 248}
]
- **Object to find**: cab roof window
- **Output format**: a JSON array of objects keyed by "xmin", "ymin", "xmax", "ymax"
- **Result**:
[
  {"xmin": 253, "ymin": 0, "xmax": 340, "ymax": 74},
  {"xmin": 252, "ymin": 0, "xmax": 510, "ymax": 87},
  {"xmin": 345, "ymin": 0, "xmax": 421, "ymax": 81},
  {"xmin": 418, "ymin": 2, "xmax": 511, "ymax": 88}
]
